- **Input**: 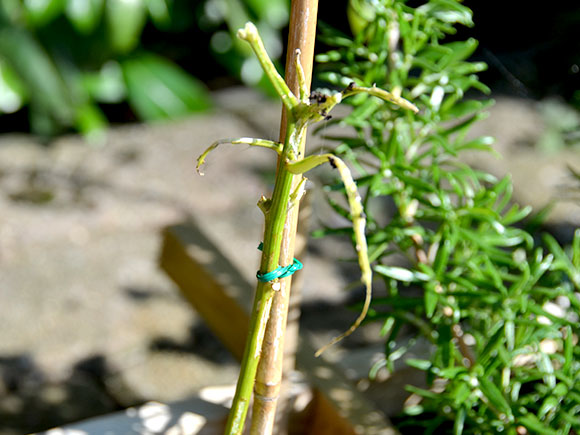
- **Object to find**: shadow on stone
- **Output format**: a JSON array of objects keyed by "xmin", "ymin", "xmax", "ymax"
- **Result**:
[
  {"xmin": 0, "ymin": 353, "xmax": 140, "ymax": 435},
  {"xmin": 123, "ymin": 285, "xmax": 171, "ymax": 303},
  {"xmin": 149, "ymin": 322, "xmax": 236, "ymax": 365}
]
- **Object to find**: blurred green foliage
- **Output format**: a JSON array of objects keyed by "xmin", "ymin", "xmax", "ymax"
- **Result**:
[
  {"xmin": 0, "ymin": 0, "xmax": 289, "ymax": 140},
  {"xmin": 316, "ymin": 0, "xmax": 580, "ymax": 433},
  {"xmin": 198, "ymin": 0, "xmax": 289, "ymax": 96},
  {"xmin": 536, "ymin": 98, "xmax": 580, "ymax": 153}
]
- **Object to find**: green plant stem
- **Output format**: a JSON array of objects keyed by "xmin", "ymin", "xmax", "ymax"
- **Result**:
[
  {"xmin": 251, "ymin": 2, "xmax": 319, "ymax": 431},
  {"xmin": 224, "ymin": 120, "xmax": 305, "ymax": 435},
  {"xmin": 225, "ymin": 280, "xmax": 274, "ymax": 435},
  {"xmin": 261, "ymin": 125, "xmax": 306, "ymax": 268}
]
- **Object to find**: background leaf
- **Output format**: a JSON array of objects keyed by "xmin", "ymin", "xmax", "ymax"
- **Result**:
[
  {"xmin": 121, "ymin": 53, "xmax": 212, "ymax": 121},
  {"xmin": 65, "ymin": 0, "xmax": 104, "ymax": 34},
  {"xmin": 106, "ymin": 0, "xmax": 147, "ymax": 54}
]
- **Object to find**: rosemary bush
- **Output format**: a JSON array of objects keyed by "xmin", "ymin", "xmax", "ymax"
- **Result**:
[{"xmin": 316, "ymin": 1, "xmax": 580, "ymax": 433}]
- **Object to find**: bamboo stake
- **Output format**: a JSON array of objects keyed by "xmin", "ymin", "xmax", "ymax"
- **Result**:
[{"xmin": 251, "ymin": 2, "xmax": 320, "ymax": 433}]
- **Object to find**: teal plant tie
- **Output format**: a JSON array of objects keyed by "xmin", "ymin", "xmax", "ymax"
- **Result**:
[{"xmin": 256, "ymin": 242, "xmax": 303, "ymax": 283}]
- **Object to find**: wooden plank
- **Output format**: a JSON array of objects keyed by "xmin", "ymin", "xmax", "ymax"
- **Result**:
[
  {"xmin": 159, "ymin": 221, "xmax": 397, "ymax": 435},
  {"xmin": 160, "ymin": 223, "xmax": 250, "ymax": 361}
]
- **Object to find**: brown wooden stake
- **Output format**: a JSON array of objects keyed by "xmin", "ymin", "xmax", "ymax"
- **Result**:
[{"xmin": 250, "ymin": 1, "xmax": 319, "ymax": 433}]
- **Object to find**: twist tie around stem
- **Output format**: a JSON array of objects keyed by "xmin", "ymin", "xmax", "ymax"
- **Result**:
[{"xmin": 256, "ymin": 242, "xmax": 303, "ymax": 283}]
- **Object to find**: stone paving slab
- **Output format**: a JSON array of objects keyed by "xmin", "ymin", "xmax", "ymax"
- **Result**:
[
  {"xmin": 0, "ymin": 88, "xmax": 578, "ymax": 434},
  {"xmin": 0, "ymin": 87, "xmax": 360, "ymax": 434},
  {"xmin": 0, "ymin": 90, "xmax": 276, "ymax": 433}
]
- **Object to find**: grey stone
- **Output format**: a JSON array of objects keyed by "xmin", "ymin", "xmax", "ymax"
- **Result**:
[{"xmin": 0, "ymin": 88, "xmax": 578, "ymax": 433}]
